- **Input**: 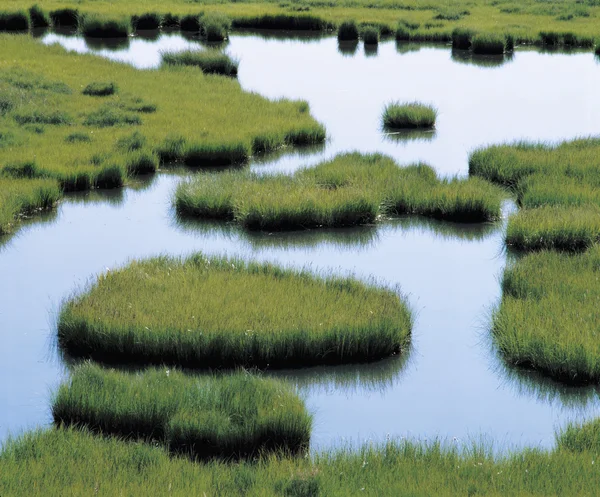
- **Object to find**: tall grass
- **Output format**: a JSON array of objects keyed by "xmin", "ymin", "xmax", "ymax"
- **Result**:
[
  {"xmin": 337, "ymin": 19, "xmax": 358, "ymax": 41},
  {"xmin": 200, "ymin": 12, "xmax": 231, "ymax": 41},
  {"xmin": 53, "ymin": 364, "xmax": 312, "ymax": 458},
  {"xmin": 131, "ymin": 12, "xmax": 162, "ymax": 30},
  {"xmin": 28, "ymin": 4, "xmax": 49, "ymax": 28},
  {"xmin": 494, "ymin": 246, "xmax": 600, "ymax": 383},
  {"xmin": 175, "ymin": 153, "xmax": 503, "ymax": 229},
  {"xmin": 161, "ymin": 49, "xmax": 239, "ymax": 77},
  {"xmin": 232, "ymin": 14, "xmax": 333, "ymax": 30},
  {"xmin": 0, "ymin": 10, "xmax": 28, "ymax": 31},
  {"xmin": 80, "ymin": 15, "xmax": 131, "ymax": 37},
  {"xmin": 3, "ymin": 425, "xmax": 600, "ymax": 496},
  {"xmin": 49, "ymin": 8, "xmax": 78, "ymax": 28},
  {"xmin": 452, "ymin": 27, "xmax": 475, "ymax": 49},
  {"xmin": 57, "ymin": 253, "xmax": 412, "ymax": 368},
  {"xmin": 471, "ymin": 33, "xmax": 506, "ymax": 54},
  {"xmin": 361, "ymin": 25, "xmax": 379, "ymax": 45},
  {"xmin": 382, "ymin": 101, "xmax": 437, "ymax": 129}
]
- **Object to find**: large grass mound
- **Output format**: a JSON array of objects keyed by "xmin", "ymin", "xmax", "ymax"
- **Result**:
[
  {"xmin": 52, "ymin": 363, "xmax": 311, "ymax": 459},
  {"xmin": 176, "ymin": 153, "xmax": 503, "ymax": 230},
  {"xmin": 494, "ymin": 246, "xmax": 600, "ymax": 383},
  {"xmin": 2, "ymin": 424, "xmax": 600, "ymax": 496},
  {"xmin": 58, "ymin": 253, "xmax": 412, "ymax": 368}
]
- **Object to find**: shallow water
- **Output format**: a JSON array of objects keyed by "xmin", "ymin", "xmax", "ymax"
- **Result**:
[{"xmin": 2, "ymin": 33, "xmax": 600, "ymax": 452}]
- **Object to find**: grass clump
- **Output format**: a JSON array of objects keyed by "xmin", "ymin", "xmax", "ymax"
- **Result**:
[
  {"xmin": 13, "ymin": 110, "xmax": 72, "ymax": 125},
  {"xmin": 200, "ymin": 12, "xmax": 231, "ymax": 41},
  {"xmin": 131, "ymin": 12, "xmax": 162, "ymax": 31},
  {"xmin": 471, "ymin": 33, "xmax": 506, "ymax": 54},
  {"xmin": 382, "ymin": 101, "xmax": 437, "ymax": 129},
  {"xmin": 0, "ymin": 11, "xmax": 29, "ymax": 31},
  {"xmin": 82, "ymin": 81, "xmax": 118, "ymax": 96},
  {"xmin": 80, "ymin": 15, "xmax": 131, "ymax": 38},
  {"xmin": 558, "ymin": 418, "xmax": 600, "ymax": 453},
  {"xmin": 232, "ymin": 14, "xmax": 332, "ymax": 30},
  {"xmin": 161, "ymin": 49, "xmax": 238, "ymax": 77},
  {"xmin": 452, "ymin": 27, "xmax": 475, "ymax": 49},
  {"xmin": 49, "ymin": 8, "xmax": 78, "ymax": 28},
  {"xmin": 337, "ymin": 20, "xmax": 359, "ymax": 41},
  {"xmin": 180, "ymin": 14, "xmax": 201, "ymax": 32},
  {"xmin": 494, "ymin": 246, "xmax": 600, "ymax": 383},
  {"xmin": 362, "ymin": 26, "xmax": 379, "ymax": 45},
  {"xmin": 176, "ymin": 153, "xmax": 503, "ymax": 228},
  {"xmin": 28, "ymin": 4, "xmax": 49, "ymax": 28},
  {"xmin": 57, "ymin": 253, "xmax": 412, "ymax": 368},
  {"xmin": 83, "ymin": 106, "xmax": 141, "ymax": 127},
  {"xmin": 53, "ymin": 363, "xmax": 311, "ymax": 458}
]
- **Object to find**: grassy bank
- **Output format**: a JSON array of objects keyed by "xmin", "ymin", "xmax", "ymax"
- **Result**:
[
  {"xmin": 176, "ymin": 153, "xmax": 504, "ymax": 230},
  {"xmin": 493, "ymin": 246, "xmax": 600, "ymax": 383},
  {"xmin": 53, "ymin": 363, "xmax": 311, "ymax": 459},
  {"xmin": 58, "ymin": 253, "xmax": 412, "ymax": 368},
  {"xmin": 3, "ymin": 425, "xmax": 600, "ymax": 496},
  {"xmin": 0, "ymin": 35, "xmax": 324, "ymax": 192}
]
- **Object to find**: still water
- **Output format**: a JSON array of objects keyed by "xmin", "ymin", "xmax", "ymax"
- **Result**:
[{"xmin": 1, "ymin": 32, "xmax": 599, "ymax": 452}]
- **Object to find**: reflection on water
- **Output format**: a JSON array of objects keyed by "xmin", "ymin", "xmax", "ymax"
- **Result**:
[
  {"xmin": 4, "ymin": 33, "xmax": 600, "ymax": 452},
  {"xmin": 337, "ymin": 40, "xmax": 358, "ymax": 57},
  {"xmin": 382, "ymin": 128, "xmax": 437, "ymax": 144},
  {"xmin": 451, "ymin": 49, "xmax": 514, "ymax": 68}
]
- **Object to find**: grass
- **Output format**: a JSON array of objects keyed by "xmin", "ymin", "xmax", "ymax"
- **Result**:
[
  {"xmin": 80, "ymin": 15, "xmax": 131, "ymax": 38},
  {"xmin": 4, "ymin": 425, "xmax": 600, "ymax": 495},
  {"xmin": 470, "ymin": 138, "xmax": 600, "ymax": 251},
  {"xmin": 131, "ymin": 12, "xmax": 162, "ymax": 30},
  {"xmin": 175, "ymin": 153, "xmax": 503, "ymax": 230},
  {"xmin": 49, "ymin": 8, "xmax": 78, "ymax": 28},
  {"xmin": 337, "ymin": 19, "xmax": 358, "ymax": 41},
  {"xmin": 82, "ymin": 81, "xmax": 118, "ymax": 96},
  {"xmin": 493, "ymin": 246, "xmax": 600, "ymax": 383},
  {"xmin": 161, "ymin": 49, "xmax": 239, "ymax": 77},
  {"xmin": 28, "ymin": 4, "xmax": 49, "ymax": 28},
  {"xmin": 382, "ymin": 101, "xmax": 437, "ymax": 129},
  {"xmin": 53, "ymin": 363, "xmax": 312, "ymax": 459},
  {"xmin": 361, "ymin": 26, "xmax": 379, "ymax": 45},
  {"xmin": 200, "ymin": 12, "xmax": 231, "ymax": 41},
  {"xmin": 0, "ymin": 10, "xmax": 28, "ymax": 31},
  {"xmin": 452, "ymin": 27, "xmax": 476, "ymax": 49},
  {"xmin": 471, "ymin": 33, "xmax": 507, "ymax": 54},
  {"xmin": 57, "ymin": 252, "xmax": 412, "ymax": 368}
]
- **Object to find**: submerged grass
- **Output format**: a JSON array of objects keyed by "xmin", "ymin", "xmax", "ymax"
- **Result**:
[
  {"xmin": 382, "ymin": 101, "xmax": 437, "ymax": 129},
  {"xmin": 494, "ymin": 246, "xmax": 600, "ymax": 383},
  {"xmin": 161, "ymin": 49, "xmax": 238, "ymax": 77},
  {"xmin": 57, "ymin": 252, "xmax": 412, "ymax": 368},
  {"xmin": 53, "ymin": 363, "xmax": 311, "ymax": 459},
  {"xmin": 3, "ymin": 425, "xmax": 600, "ymax": 496},
  {"xmin": 175, "ymin": 153, "xmax": 503, "ymax": 230}
]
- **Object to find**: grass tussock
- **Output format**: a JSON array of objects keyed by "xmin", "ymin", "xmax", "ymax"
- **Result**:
[
  {"xmin": 361, "ymin": 26, "xmax": 379, "ymax": 45},
  {"xmin": 49, "ymin": 8, "xmax": 78, "ymax": 28},
  {"xmin": 175, "ymin": 153, "xmax": 503, "ymax": 229},
  {"xmin": 82, "ymin": 81, "xmax": 118, "ymax": 96},
  {"xmin": 28, "ymin": 4, "xmax": 49, "ymax": 28},
  {"xmin": 494, "ymin": 246, "xmax": 600, "ymax": 383},
  {"xmin": 4, "ymin": 425, "xmax": 600, "ymax": 496},
  {"xmin": 232, "ymin": 14, "xmax": 332, "ymax": 30},
  {"xmin": 337, "ymin": 19, "xmax": 358, "ymax": 41},
  {"xmin": 0, "ymin": 11, "xmax": 29, "ymax": 31},
  {"xmin": 57, "ymin": 253, "xmax": 412, "ymax": 368},
  {"xmin": 131, "ymin": 12, "xmax": 162, "ymax": 31},
  {"xmin": 53, "ymin": 364, "xmax": 312, "ymax": 459},
  {"xmin": 200, "ymin": 12, "xmax": 231, "ymax": 41},
  {"xmin": 452, "ymin": 27, "xmax": 476, "ymax": 49},
  {"xmin": 161, "ymin": 49, "xmax": 238, "ymax": 77},
  {"xmin": 471, "ymin": 33, "xmax": 506, "ymax": 54},
  {"xmin": 382, "ymin": 101, "xmax": 437, "ymax": 129},
  {"xmin": 80, "ymin": 15, "xmax": 131, "ymax": 38}
]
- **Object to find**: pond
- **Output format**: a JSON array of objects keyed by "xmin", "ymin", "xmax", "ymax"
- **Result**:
[{"xmin": 1, "ymin": 32, "xmax": 599, "ymax": 453}]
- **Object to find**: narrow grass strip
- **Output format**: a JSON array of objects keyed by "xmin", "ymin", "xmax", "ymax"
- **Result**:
[
  {"xmin": 57, "ymin": 253, "xmax": 412, "ymax": 368},
  {"xmin": 52, "ymin": 363, "xmax": 311, "ymax": 459},
  {"xmin": 161, "ymin": 49, "xmax": 239, "ymax": 77}
]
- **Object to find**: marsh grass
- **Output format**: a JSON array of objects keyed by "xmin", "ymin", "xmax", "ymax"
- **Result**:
[
  {"xmin": 337, "ymin": 19, "xmax": 358, "ymax": 41},
  {"xmin": 131, "ymin": 12, "xmax": 162, "ymax": 30},
  {"xmin": 49, "ymin": 8, "xmax": 79, "ymax": 28},
  {"xmin": 452, "ymin": 27, "xmax": 475, "ymax": 49},
  {"xmin": 558, "ymin": 418, "xmax": 600, "ymax": 452},
  {"xmin": 471, "ymin": 33, "xmax": 506, "ymax": 54},
  {"xmin": 83, "ymin": 106, "xmax": 141, "ymax": 127},
  {"xmin": 14, "ymin": 110, "xmax": 72, "ymax": 125},
  {"xmin": 80, "ymin": 15, "xmax": 131, "ymax": 37},
  {"xmin": 82, "ymin": 81, "xmax": 118, "ymax": 96},
  {"xmin": 0, "ymin": 11, "xmax": 28, "ymax": 31},
  {"xmin": 28, "ymin": 4, "xmax": 50, "ymax": 28},
  {"xmin": 179, "ymin": 13, "xmax": 201, "ymax": 31},
  {"xmin": 232, "ymin": 14, "xmax": 332, "ymax": 30},
  {"xmin": 161, "ymin": 49, "xmax": 239, "ymax": 77},
  {"xmin": 200, "ymin": 12, "xmax": 231, "ymax": 41},
  {"xmin": 382, "ymin": 101, "xmax": 437, "ymax": 129},
  {"xmin": 176, "ymin": 153, "xmax": 503, "ymax": 229},
  {"xmin": 57, "ymin": 252, "xmax": 412, "ymax": 368},
  {"xmin": 4, "ymin": 426, "xmax": 600, "ymax": 496},
  {"xmin": 494, "ymin": 246, "xmax": 600, "ymax": 383},
  {"xmin": 53, "ymin": 364, "xmax": 312, "ymax": 459},
  {"xmin": 361, "ymin": 26, "xmax": 379, "ymax": 45}
]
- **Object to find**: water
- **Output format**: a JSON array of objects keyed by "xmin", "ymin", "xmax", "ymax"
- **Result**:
[{"xmin": 2, "ymin": 32, "xmax": 600, "ymax": 452}]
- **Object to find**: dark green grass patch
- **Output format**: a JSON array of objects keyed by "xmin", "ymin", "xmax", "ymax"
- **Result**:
[
  {"xmin": 52, "ymin": 364, "xmax": 311, "ymax": 459},
  {"xmin": 28, "ymin": 4, "xmax": 49, "ymax": 28},
  {"xmin": 175, "ymin": 153, "xmax": 503, "ymax": 229},
  {"xmin": 471, "ymin": 33, "xmax": 506, "ymax": 54},
  {"xmin": 558, "ymin": 417, "xmax": 600, "ymax": 452},
  {"xmin": 65, "ymin": 132, "xmax": 92, "ymax": 144},
  {"xmin": 161, "ymin": 49, "xmax": 238, "ymax": 77},
  {"xmin": 362, "ymin": 26, "xmax": 379, "ymax": 45},
  {"xmin": 13, "ymin": 110, "xmax": 72, "ymax": 125},
  {"xmin": 337, "ymin": 20, "xmax": 358, "ymax": 41},
  {"xmin": 382, "ymin": 101, "xmax": 437, "ymax": 129},
  {"xmin": 452, "ymin": 27, "xmax": 476, "ymax": 49},
  {"xmin": 180, "ymin": 14, "xmax": 201, "ymax": 31},
  {"xmin": 0, "ymin": 11, "xmax": 29, "ymax": 31},
  {"xmin": 163, "ymin": 13, "xmax": 180, "ymax": 28},
  {"xmin": 494, "ymin": 246, "xmax": 600, "ymax": 383},
  {"xmin": 82, "ymin": 81, "xmax": 118, "ymax": 96},
  {"xmin": 83, "ymin": 106, "xmax": 141, "ymax": 127},
  {"xmin": 200, "ymin": 12, "xmax": 231, "ymax": 41},
  {"xmin": 49, "ymin": 8, "xmax": 78, "ymax": 28},
  {"xmin": 131, "ymin": 12, "xmax": 162, "ymax": 31},
  {"xmin": 80, "ymin": 15, "xmax": 130, "ymax": 38},
  {"xmin": 232, "ymin": 14, "xmax": 332, "ymax": 30},
  {"xmin": 125, "ymin": 150, "xmax": 159, "ymax": 175},
  {"xmin": 57, "ymin": 253, "xmax": 412, "ymax": 368}
]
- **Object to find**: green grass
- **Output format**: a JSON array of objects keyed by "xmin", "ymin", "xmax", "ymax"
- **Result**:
[
  {"xmin": 337, "ymin": 19, "xmax": 358, "ymax": 41},
  {"xmin": 4, "ymin": 425, "xmax": 600, "ymax": 496},
  {"xmin": 28, "ymin": 4, "xmax": 49, "ymax": 28},
  {"xmin": 175, "ymin": 153, "xmax": 503, "ymax": 229},
  {"xmin": 0, "ymin": 177, "xmax": 61, "ymax": 234},
  {"xmin": 494, "ymin": 246, "xmax": 600, "ymax": 383},
  {"xmin": 471, "ymin": 33, "xmax": 507, "ymax": 54},
  {"xmin": 57, "ymin": 252, "xmax": 412, "ymax": 368},
  {"xmin": 452, "ymin": 27, "xmax": 476, "ymax": 49},
  {"xmin": 53, "ymin": 363, "xmax": 312, "ymax": 459},
  {"xmin": 80, "ymin": 15, "xmax": 131, "ymax": 37},
  {"xmin": 382, "ymin": 102, "xmax": 437, "ymax": 129},
  {"xmin": 161, "ymin": 49, "xmax": 239, "ymax": 77},
  {"xmin": 82, "ymin": 81, "xmax": 118, "ymax": 96},
  {"xmin": 200, "ymin": 12, "xmax": 231, "ymax": 41},
  {"xmin": 49, "ymin": 7, "xmax": 78, "ymax": 27},
  {"xmin": 131, "ymin": 12, "xmax": 162, "ymax": 30},
  {"xmin": 0, "ymin": 10, "xmax": 28, "ymax": 31},
  {"xmin": 361, "ymin": 26, "xmax": 379, "ymax": 45},
  {"xmin": 558, "ymin": 418, "xmax": 600, "ymax": 453}
]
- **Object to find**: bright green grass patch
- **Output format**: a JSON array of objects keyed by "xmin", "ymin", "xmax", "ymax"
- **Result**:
[
  {"xmin": 0, "ymin": 35, "xmax": 324, "ymax": 193},
  {"xmin": 494, "ymin": 246, "xmax": 600, "ymax": 383},
  {"xmin": 176, "ymin": 153, "xmax": 502, "ymax": 229},
  {"xmin": 382, "ymin": 101, "xmax": 437, "ymax": 129},
  {"xmin": 0, "ymin": 177, "xmax": 61, "ymax": 234},
  {"xmin": 361, "ymin": 25, "xmax": 379, "ymax": 45},
  {"xmin": 161, "ymin": 49, "xmax": 239, "ymax": 77},
  {"xmin": 53, "ymin": 363, "xmax": 311, "ymax": 458},
  {"xmin": 3, "ymin": 426, "xmax": 600, "ymax": 496},
  {"xmin": 58, "ymin": 253, "xmax": 412, "ymax": 368},
  {"xmin": 558, "ymin": 418, "xmax": 600, "ymax": 453}
]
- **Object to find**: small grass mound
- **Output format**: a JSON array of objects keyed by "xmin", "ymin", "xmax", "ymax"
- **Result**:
[
  {"xmin": 161, "ymin": 50, "xmax": 238, "ymax": 77},
  {"xmin": 57, "ymin": 253, "xmax": 412, "ymax": 368},
  {"xmin": 180, "ymin": 14, "xmax": 201, "ymax": 32},
  {"xmin": 0, "ymin": 11, "xmax": 29, "ymax": 31},
  {"xmin": 494, "ymin": 246, "xmax": 600, "ymax": 383},
  {"xmin": 49, "ymin": 8, "xmax": 79, "ymax": 28},
  {"xmin": 13, "ymin": 110, "xmax": 72, "ymax": 126},
  {"xmin": 362, "ymin": 26, "xmax": 379, "ymax": 45},
  {"xmin": 82, "ymin": 81, "xmax": 118, "ymax": 96},
  {"xmin": 452, "ymin": 27, "xmax": 476, "ymax": 49},
  {"xmin": 53, "ymin": 364, "xmax": 311, "ymax": 459},
  {"xmin": 200, "ymin": 12, "xmax": 231, "ymax": 42},
  {"xmin": 28, "ymin": 4, "xmax": 50, "ymax": 28},
  {"xmin": 382, "ymin": 102, "xmax": 437, "ymax": 129},
  {"xmin": 471, "ymin": 33, "xmax": 506, "ymax": 54},
  {"xmin": 83, "ymin": 106, "xmax": 141, "ymax": 127},
  {"xmin": 338, "ymin": 20, "xmax": 359, "ymax": 41},
  {"xmin": 131, "ymin": 12, "xmax": 162, "ymax": 31},
  {"xmin": 64, "ymin": 132, "xmax": 92, "ymax": 144},
  {"xmin": 80, "ymin": 15, "xmax": 130, "ymax": 38}
]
